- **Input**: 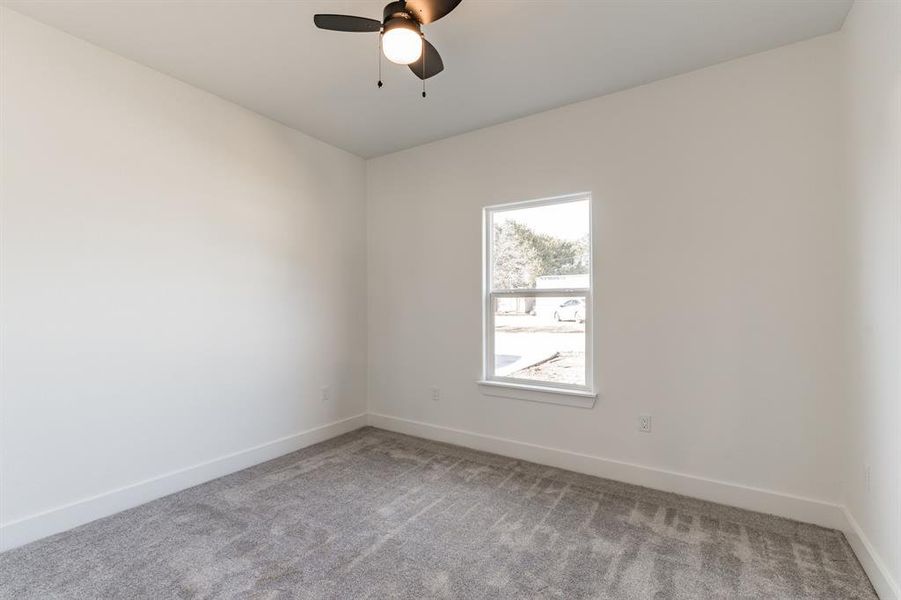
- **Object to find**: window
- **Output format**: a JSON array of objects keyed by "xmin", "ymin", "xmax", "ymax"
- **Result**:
[{"xmin": 481, "ymin": 193, "xmax": 594, "ymax": 403}]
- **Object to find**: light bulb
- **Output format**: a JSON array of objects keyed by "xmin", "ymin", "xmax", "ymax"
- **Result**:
[{"xmin": 382, "ymin": 26, "xmax": 422, "ymax": 65}]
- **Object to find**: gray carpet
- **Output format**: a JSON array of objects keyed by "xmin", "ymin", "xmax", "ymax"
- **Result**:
[{"xmin": 0, "ymin": 427, "xmax": 876, "ymax": 599}]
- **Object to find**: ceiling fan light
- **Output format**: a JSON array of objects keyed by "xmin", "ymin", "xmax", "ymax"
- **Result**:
[{"xmin": 382, "ymin": 19, "xmax": 422, "ymax": 65}]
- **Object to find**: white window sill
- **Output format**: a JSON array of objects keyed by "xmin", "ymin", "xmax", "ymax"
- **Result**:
[{"xmin": 477, "ymin": 380, "xmax": 597, "ymax": 409}]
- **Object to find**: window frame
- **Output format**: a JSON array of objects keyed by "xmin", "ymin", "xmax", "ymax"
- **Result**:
[{"xmin": 480, "ymin": 192, "xmax": 595, "ymax": 402}]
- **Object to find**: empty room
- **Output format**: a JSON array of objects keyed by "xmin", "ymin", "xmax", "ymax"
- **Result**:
[{"xmin": 0, "ymin": 0, "xmax": 898, "ymax": 598}]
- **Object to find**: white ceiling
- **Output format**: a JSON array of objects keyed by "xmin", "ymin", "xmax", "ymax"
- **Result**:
[{"xmin": 4, "ymin": 0, "xmax": 852, "ymax": 158}]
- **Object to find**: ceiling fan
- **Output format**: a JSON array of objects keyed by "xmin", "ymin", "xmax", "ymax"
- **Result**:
[{"xmin": 313, "ymin": 0, "xmax": 462, "ymax": 96}]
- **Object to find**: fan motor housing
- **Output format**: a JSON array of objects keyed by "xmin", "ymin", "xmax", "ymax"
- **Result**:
[{"xmin": 384, "ymin": 1, "xmax": 417, "ymax": 24}]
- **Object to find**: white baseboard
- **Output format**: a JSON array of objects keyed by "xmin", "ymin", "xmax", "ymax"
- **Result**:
[
  {"xmin": 0, "ymin": 413, "xmax": 368, "ymax": 552},
  {"xmin": 366, "ymin": 413, "xmax": 847, "ymax": 530},
  {"xmin": 842, "ymin": 507, "xmax": 900, "ymax": 600}
]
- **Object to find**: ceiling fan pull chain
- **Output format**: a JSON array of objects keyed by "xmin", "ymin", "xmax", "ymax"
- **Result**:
[
  {"xmin": 421, "ymin": 37, "xmax": 426, "ymax": 98},
  {"xmin": 377, "ymin": 34, "xmax": 383, "ymax": 88}
]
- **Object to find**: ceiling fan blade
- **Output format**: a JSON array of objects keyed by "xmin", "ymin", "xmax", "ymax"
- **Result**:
[
  {"xmin": 313, "ymin": 14, "xmax": 381, "ymax": 32},
  {"xmin": 409, "ymin": 39, "xmax": 444, "ymax": 80},
  {"xmin": 404, "ymin": 0, "xmax": 462, "ymax": 24}
]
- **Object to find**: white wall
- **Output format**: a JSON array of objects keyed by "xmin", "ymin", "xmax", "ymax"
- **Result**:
[
  {"xmin": 0, "ymin": 8, "xmax": 367, "ymax": 547},
  {"xmin": 841, "ymin": 0, "xmax": 901, "ymax": 596},
  {"xmin": 367, "ymin": 33, "xmax": 847, "ymax": 517}
]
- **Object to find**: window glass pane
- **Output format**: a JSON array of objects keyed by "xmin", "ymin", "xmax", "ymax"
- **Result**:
[
  {"xmin": 491, "ymin": 199, "xmax": 589, "ymax": 291},
  {"xmin": 493, "ymin": 296, "xmax": 586, "ymax": 386}
]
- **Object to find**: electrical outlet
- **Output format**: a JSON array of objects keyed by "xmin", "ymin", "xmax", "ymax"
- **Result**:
[
  {"xmin": 865, "ymin": 464, "xmax": 871, "ymax": 493},
  {"xmin": 638, "ymin": 414, "xmax": 652, "ymax": 433},
  {"xmin": 321, "ymin": 386, "xmax": 329, "ymax": 402},
  {"xmin": 430, "ymin": 386, "xmax": 440, "ymax": 402}
]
